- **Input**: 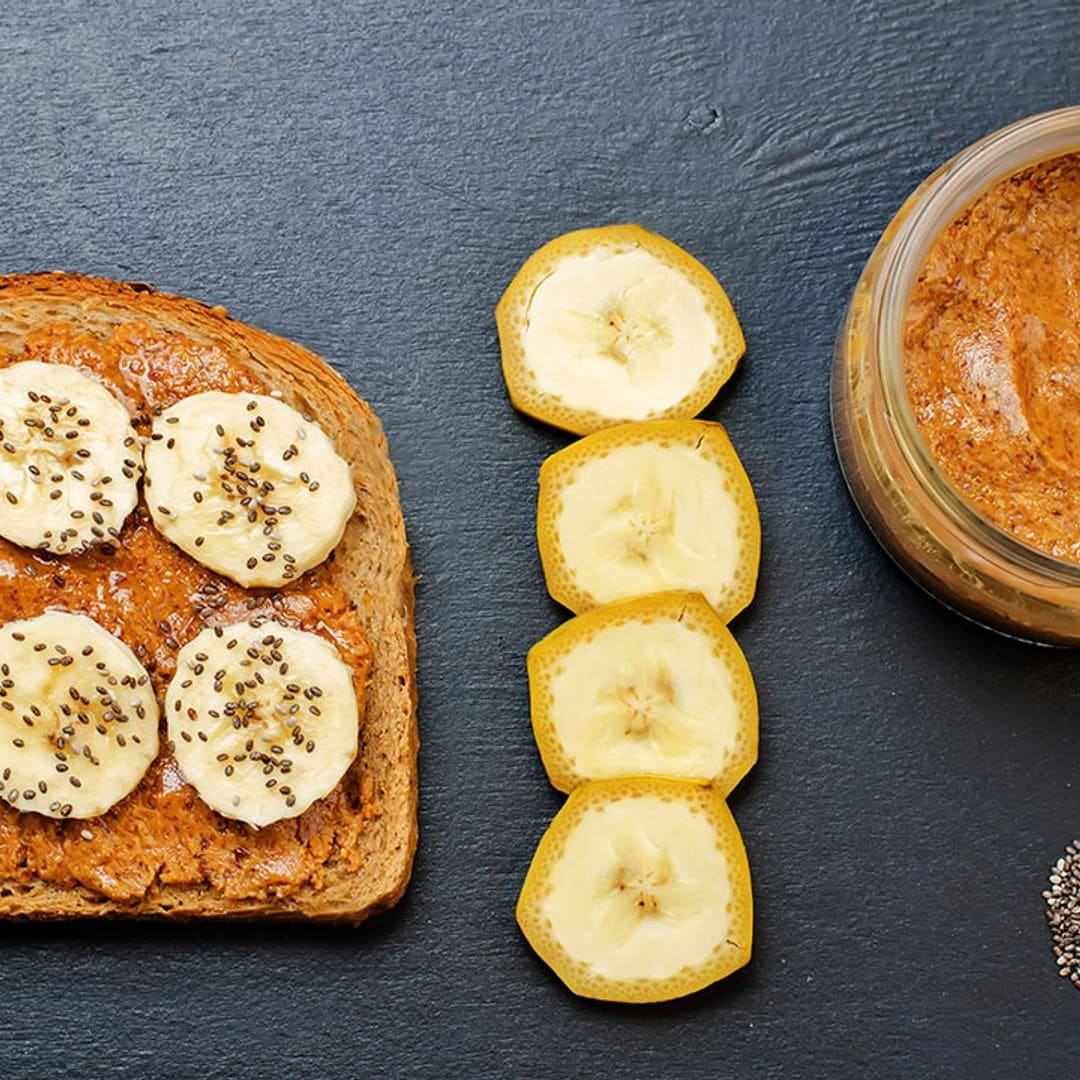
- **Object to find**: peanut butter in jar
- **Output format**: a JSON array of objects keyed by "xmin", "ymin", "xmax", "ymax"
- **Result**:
[
  {"xmin": 903, "ymin": 153, "xmax": 1080, "ymax": 564},
  {"xmin": 832, "ymin": 109, "xmax": 1080, "ymax": 645}
]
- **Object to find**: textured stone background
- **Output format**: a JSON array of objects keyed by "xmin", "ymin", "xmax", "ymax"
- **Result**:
[{"xmin": 0, "ymin": 1, "xmax": 1078, "ymax": 1076}]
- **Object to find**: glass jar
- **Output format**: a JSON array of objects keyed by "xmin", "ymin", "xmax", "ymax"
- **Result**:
[{"xmin": 831, "ymin": 107, "xmax": 1080, "ymax": 646}]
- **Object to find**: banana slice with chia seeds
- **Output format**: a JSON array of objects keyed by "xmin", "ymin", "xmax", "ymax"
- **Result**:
[
  {"xmin": 537, "ymin": 419, "xmax": 760, "ymax": 620},
  {"xmin": 0, "ymin": 612, "xmax": 159, "ymax": 819},
  {"xmin": 529, "ymin": 591, "xmax": 757, "ymax": 794},
  {"xmin": 166, "ymin": 619, "xmax": 358, "ymax": 828},
  {"xmin": 0, "ymin": 361, "xmax": 142, "ymax": 554},
  {"xmin": 497, "ymin": 225, "xmax": 745, "ymax": 435},
  {"xmin": 516, "ymin": 776, "xmax": 753, "ymax": 1003},
  {"xmin": 144, "ymin": 391, "xmax": 356, "ymax": 588}
]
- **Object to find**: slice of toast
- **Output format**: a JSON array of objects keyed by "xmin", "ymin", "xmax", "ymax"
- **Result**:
[{"xmin": 0, "ymin": 272, "xmax": 418, "ymax": 922}]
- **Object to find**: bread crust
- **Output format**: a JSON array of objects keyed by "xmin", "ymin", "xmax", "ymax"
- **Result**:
[{"xmin": 0, "ymin": 273, "xmax": 418, "ymax": 923}]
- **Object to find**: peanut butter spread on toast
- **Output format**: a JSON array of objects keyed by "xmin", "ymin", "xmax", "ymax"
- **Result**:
[{"xmin": 0, "ymin": 323, "xmax": 373, "ymax": 902}]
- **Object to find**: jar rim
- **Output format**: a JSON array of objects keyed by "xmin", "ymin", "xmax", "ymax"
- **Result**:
[{"xmin": 872, "ymin": 106, "xmax": 1080, "ymax": 583}]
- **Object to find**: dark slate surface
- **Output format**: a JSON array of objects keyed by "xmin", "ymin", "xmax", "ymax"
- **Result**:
[{"xmin": 0, "ymin": 1, "xmax": 1078, "ymax": 1076}]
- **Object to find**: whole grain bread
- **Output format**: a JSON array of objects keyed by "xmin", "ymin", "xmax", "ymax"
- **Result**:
[{"xmin": 0, "ymin": 272, "xmax": 418, "ymax": 922}]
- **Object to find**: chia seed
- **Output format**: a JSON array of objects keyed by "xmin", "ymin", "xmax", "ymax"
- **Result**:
[{"xmin": 1044, "ymin": 838, "xmax": 1080, "ymax": 989}]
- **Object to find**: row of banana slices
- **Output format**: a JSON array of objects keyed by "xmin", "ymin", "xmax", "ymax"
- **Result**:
[
  {"xmin": 0, "ymin": 361, "xmax": 356, "ymax": 587},
  {"xmin": 0, "ymin": 361, "xmax": 363, "ymax": 827},
  {"xmin": 0, "ymin": 612, "xmax": 357, "ymax": 827},
  {"xmin": 498, "ymin": 226, "xmax": 760, "ymax": 1004}
]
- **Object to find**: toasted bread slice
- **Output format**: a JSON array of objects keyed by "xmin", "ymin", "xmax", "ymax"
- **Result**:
[{"xmin": 0, "ymin": 273, "xmax": 418, "ymax": 922}]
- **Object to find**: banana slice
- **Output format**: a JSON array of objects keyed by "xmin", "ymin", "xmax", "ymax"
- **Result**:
[
  {"xmin": 166, "ymin": 619, "xmax": 358, "ymax": 828},
  {"xmin": 0, "ymin": 612, "xmax": 158, "ymax": 819},
  {"xmin": 516, "ymin": 776, "xmax": 752, "ymax": 1003},
  {"xmin": 529, "ymin": 591, "xmax": 757, "ymax": 794},
  {"xmin": 537, "ymin": 419, "xmax": 760, "ymax": 620},
  {"xmin": 144, "ymin": 392, "xmax": 356, "ymax": 588},
  {"xmin": 497, "ymin": 225, "xmax": 745, "ymax": 435},
  {"xmin": 0, "ymin": 361, "xmax": 141, "ymax": 554}
]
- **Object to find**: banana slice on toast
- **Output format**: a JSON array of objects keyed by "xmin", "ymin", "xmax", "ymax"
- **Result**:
[
  {"xmin": 0, "ymin": 361, "xmax": 141, "ymax": 554},
  {"xmin": 537, "ymin": 419, "xmax": 760, "ymax": 620},
  {"xmin": 497, "ymin": 225, "xmax": 745, "ymax": 434},
  {"xmin": 0, "ymin": 612, "xmax": 159, "ymax": 819},
  {"xmin": 166, "ymin": 619, "xmax": 358, "ymax": 828},
  {"xmin": 145, "ymin": 392, "xmax": 355, "ymax": 588},
  {"xmin": 516, "ymin": 776, "xmax": 752, "ymax": 1003},
  {"xmin": 529, "ymin": 591, "xmax": 757, "ymax": 794}
]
